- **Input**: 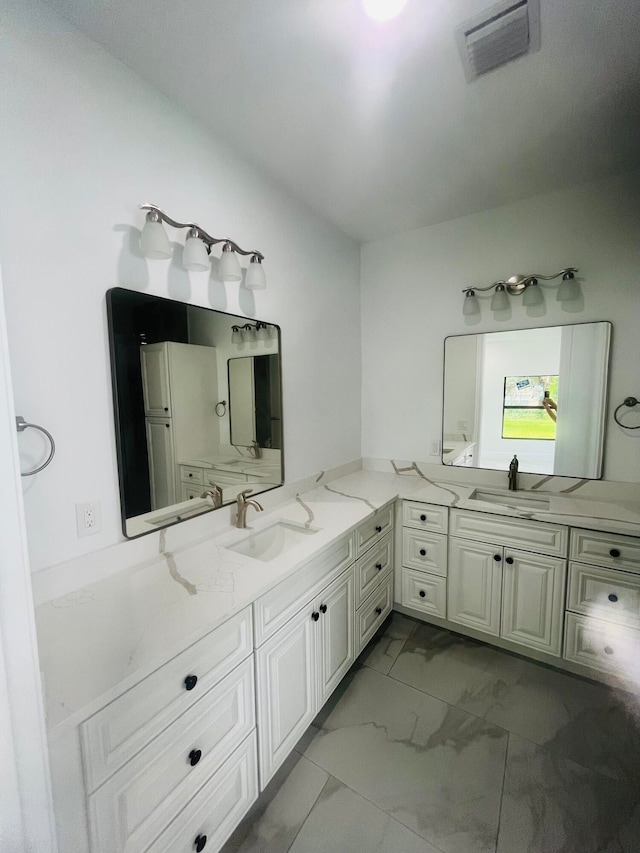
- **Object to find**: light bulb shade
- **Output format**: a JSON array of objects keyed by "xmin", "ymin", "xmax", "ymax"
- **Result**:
[
  {"xmin": 522, "ymin": 281, "xmax": 544, "ymax": 306},
  {"xmin": 231, "ymin": 326, "xmax": 242, "ymax": 344},
  {"xmin": 140, "ymin": 217, "xmax": 171, "ymax": 259},
  {"xmin": 242, "ymin": 325, "xmax": 256, "ymax": 342},
  {"xmin": 557, "ymin": 274, "xmax": 579, "ymax": 301},
  {"xmin": 219, "ymin": 245, "xmax": 242, "ymax": 282},
  {"xmin": 256, "ymin": 323, "xmax": 269, "ymax": 341},
  {"xmin": 491, "ymin": 284, "xmax": 510, "ymax": 311},
  {"xmin": 183, "ymin": 231, "xmax": 210, "ymax": 271},
  {"xmin": 245, "ymin": 257, "xmax": 267, "ymax": 290},
  {"xmin": 462, "ymin": 290, "xmax": 480, "ymax": 316}
]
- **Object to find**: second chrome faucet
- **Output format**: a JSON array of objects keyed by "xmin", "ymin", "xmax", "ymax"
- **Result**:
[{"xmin": 235, "ymin": 488, "xmax": 264, "ymax": 528}]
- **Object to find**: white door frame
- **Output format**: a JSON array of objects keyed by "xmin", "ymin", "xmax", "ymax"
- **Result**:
[{"xmin": 0, "ymin": 271, "xmax": 58, "ymax": 852}]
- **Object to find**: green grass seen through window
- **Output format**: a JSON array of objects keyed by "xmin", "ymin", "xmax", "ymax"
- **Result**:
[{"xmin": 502, "ymin": 409, "xmax": 556, "ymax": 440}]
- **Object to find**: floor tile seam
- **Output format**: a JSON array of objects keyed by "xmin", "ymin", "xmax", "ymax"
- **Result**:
[
  {"xmin": 494, "ymin": 731, "xmax": 511, "ymax": 852},
  {"xmin": 282, "ymin": 772, "xmax": 333, "ymax": 853}
]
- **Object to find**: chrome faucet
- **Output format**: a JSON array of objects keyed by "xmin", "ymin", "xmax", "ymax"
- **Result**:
[
  {"xmin": 248, "ymin": 441, "xmax": 262, "ymax": 460},
  {"xmin": 508, "ymin": 455, "xmax": 519, "ymax": 491},
  {"xmin": 235, "ymin": 488, "xmax": 264, "ymax": 529},
  {"xmin": 201, "ymin": 485, "xmax": 223, "ymax": 508}
]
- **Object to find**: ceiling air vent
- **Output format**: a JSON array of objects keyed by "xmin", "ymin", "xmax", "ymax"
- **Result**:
[{"xmin": 455, "ymin": 0, "xmax": 541, "ymax": 83}]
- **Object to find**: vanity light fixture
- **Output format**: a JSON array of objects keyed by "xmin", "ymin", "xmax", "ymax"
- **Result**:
[
  {"xmin": 231, "ymin": 321, "xmax": 274, "ymax": 344},
  {"xmin": 138, "ymin": 203, "xmax": 267, "ymax": 288},
  {"xmin": 462, "ymin": 268, "xmax": 578, "ymax": 315}
]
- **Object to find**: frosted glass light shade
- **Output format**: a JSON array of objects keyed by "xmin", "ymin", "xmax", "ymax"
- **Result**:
[
  {"xmin": 462, "ymin": 290, "xmax": 480, "ymax": 316},
  {"xmin": 245, "ymin": 257, "xmax": 267, "ymax": 290},
  {"xmin": 491, "ymin": 284, "xmax": 509, "ymax": 311},
  {"xmin": 557, "ymin": 274, "xmax": 579, "ymax": 301},
  {"xmin": 256, "ymin": 323, "xmax": 269, "ymax": 341},
  {"xmin": 220, "ymin": 245, "xmax": 242, "ymax": 282},
  {"xmin": 242, "ymin": 325, "xmax": 256, "ymax": 342},
  {"xmin": 522, "ymin": 281, "xmax": 544, "ymax": 306},
  {"xmin": 140, "ymin": 217, "xmax": 171, "ymax": 259},
  {"xmin": 183, "ymin": 231, "xmax": 210, "ymax": 271},
  {"xmin": 231, "ymin": 326, "xmax": 242, "ymax": 344}
]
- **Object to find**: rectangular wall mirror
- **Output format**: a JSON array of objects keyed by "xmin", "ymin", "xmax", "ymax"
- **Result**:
[
  {"xmin": 107, "ymin": 288, "xmax": 283, "ymax": 538},
  {"xmin": 442, "ymin": 322, "xmax": 611, "ymax": 479}
]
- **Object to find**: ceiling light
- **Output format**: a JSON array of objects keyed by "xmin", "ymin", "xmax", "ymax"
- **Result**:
[
  {"xmin": 461, "ymin": 268, "xmax": 578, "ymax": 316},
  {"xmin": 362, "ymin": 0, "xmax": 408, "ymax": 23},
  {"xmin": 140, "ymin": 210, "xmax": 171, "ymax": 259},
  {"xmin": 182, "ymin": 228, "xmax": 210, "ymax": 271}
]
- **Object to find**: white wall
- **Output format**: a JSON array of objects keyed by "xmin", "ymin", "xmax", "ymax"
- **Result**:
[
  {"xmin": 0, "ymin": 0, "xmax": 361, "ymax": 571},
  {"xmin": 361, "ymin": 171, "xmax": 640, "ymax": 483}
]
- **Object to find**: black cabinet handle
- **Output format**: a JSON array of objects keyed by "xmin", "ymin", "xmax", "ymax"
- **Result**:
[
  {"xmin": 420, "ymin": 514, "xmax": 427, "ymax": 522},
  {"xmin": 188, "ymin": 472, "xmax": 193, "ymax": 478},
  {"xmin": 165, "ymin": 423, "xmax": 170, "ymax": 428},
  {"xmin": 319, "ymin": 604, "xmax": 327, "ymax": 614},
  {"xmin": 376, "ymin": 563, "xmax": 382, "ymax": 571},
  {"xmin": 505, "ymin": 556, "xmax": 514, "ymax": 565},
  {"xmin": 184, "ymin": 674, "xmax": 198, "ymax": 691},
  {"xmin": 311, "ymin": 611, "xmax": 319, "ymax": 622},
  {"xmin": 419, "ymin": 549, "xmax": 427, "ymax": 557},
  {"xmin": 189, "ymin": 749, "xmax": 202, "ymax": 767},
  {"xmin": 608, "ymin": 593, "xmax": 618, "ymax": 603},
  {"xmin": 610, "ymin": 548, "xmax": 621, "ymax": 558},
  {"xmin": 375, "ymin": 607, "xmax": 382, "ymax": 615},
  {"xmin": 419, "ymin": 590, "xmax": 426, "ymax": 598},
  {"xmin": 194, "ymin": 835, "xmax": 207, "ymax": 852},
  {"xmin": 375, "ymin": 525, "xmax": 382, "ymax": 533},
  {"xmin": 164, "ymin": 407, "xmax": 168, "ymax": 412},
  {"xmin": 604, "ymin": 646, "xmax": 614, "ymax": 655},
  {"xmin": 493, "ymin": 554, "xmax": 502, "ymax": 562}
]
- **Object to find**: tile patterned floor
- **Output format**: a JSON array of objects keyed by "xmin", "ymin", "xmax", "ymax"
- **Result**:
[{"xmin": 222, "ymin": 614, "xmax": 640, "ymax": 853}]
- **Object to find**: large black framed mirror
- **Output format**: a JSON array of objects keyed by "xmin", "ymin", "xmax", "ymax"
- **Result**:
[{"xmin": 106, "ymin": 288, "xmax": 283, "ymax": 538}]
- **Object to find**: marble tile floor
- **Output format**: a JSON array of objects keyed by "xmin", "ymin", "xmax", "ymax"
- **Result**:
[{"xmin": 222, "ymin": 614, "xmax": 640, "ymax": 853}]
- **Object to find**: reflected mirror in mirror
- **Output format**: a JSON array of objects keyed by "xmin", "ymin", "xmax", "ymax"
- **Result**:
[
  {"xmin": 442, "ymin": 322, "xmax": 611, "ymax": 478},
  {"xmin": 106, "ymin": 288, "xmax": 283, "ymax": 538}
]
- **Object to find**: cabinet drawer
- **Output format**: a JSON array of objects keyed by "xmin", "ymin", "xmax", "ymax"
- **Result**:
[
  {"xmin": 568, "ymin": 562, "xmax": 640, "ymax": 628},
  {"xmin": 564, "ymin": 612, "xmax": 640, "ymax": 677},
  {"xmin": 179, "ymin": 465, "xmax": 204, "ymax": 485},
  {"xmin": 144, "ymin": 732, "xmax": 258, "ymax": 853},
  {"xmin": 403, "ymin": 501, "xmax": 448, "ymax": 534},
  {"xmin": 570, "ymin": 528, "xmax": 640, "ymax": 574},
  {"xmin": 402, "ymin": 529, "xmax": 447, "ymax": 576},
  {"xmin": 88, "ymin": 659, "xmax": 255, "ymax": 853},
  {"xmin": 181, "ymin": 484, "xmax": 204, "ymax": 502},
  {"xmin": 401, "ymin": 568, "xmax": 447, "ymax": 618},
  {"xmin": 450, "ymin": 509, "xmax": 568, "ymax": 557},
  {"xmin": 81, "ymin": 608, "xmax": 252, "ymax": 792},
  {"xmin": 253, "ymin": 535, "xmax": 354, "ymax": 647},
  {"xmin": 355, "ymin": 533, "xmax": 393, "ymax": 608},
  {"xmin": 356, "ymin": 504, "xmax": 394, "ymax": 557},
  {"xmin": 356, "ymin": 574, "xmax": 393, "ymax": 655}
]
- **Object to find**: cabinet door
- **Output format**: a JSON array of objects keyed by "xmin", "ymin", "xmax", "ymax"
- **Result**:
[
  {"xmin": 140, "ymin": 343, "xmax": 171, "ymax": 416},
  {"xmin": 502, "ymin": 549, "xmax": 565, "ymax": 656},
  {"xmin": 255, "ymin": 606, "xmax": 316, "ymax": 789},
  {"xmin": 448, "ymin": 539, "xmax": 502, "ymax": 636},
  {"xmin": 145, "ymin": 418, "xmax": 176, "ymax": 509},
  {"xmin": 316, "ymin": 570, "xmax": 354, "ymax": 707}
]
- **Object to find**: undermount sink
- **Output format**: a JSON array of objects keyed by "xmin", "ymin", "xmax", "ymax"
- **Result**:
[
  {"xmin": 224, "ymin": 520, "xmax": 319, "ymax": 562},
  {"xmin": 468, "ymin": 489, "xmax": 551, "ymax": 511}
]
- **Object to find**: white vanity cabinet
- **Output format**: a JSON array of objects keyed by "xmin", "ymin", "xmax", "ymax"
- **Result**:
[
  {"xmin": 448, "ymin": 509, "xmax": 568, "ymax": 656},
  {"xmin": 354, "ymin": 503, "xmax": 395, "ymax": 653},
  {"xmin": 564, "ymin": 527, "xmax": 640, "ymax": 676},
  {"xmin": 400, "ymin": 501, "xmax": 448, "ymax": 619}
]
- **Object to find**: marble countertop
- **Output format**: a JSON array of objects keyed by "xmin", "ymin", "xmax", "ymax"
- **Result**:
[
  {"xmin": 180, "ymin": 455, "xmax": 280, "ymax": 478},
  {"xmin": 36, "ymin": 468, "xmax": 640, "ymax": 731}
]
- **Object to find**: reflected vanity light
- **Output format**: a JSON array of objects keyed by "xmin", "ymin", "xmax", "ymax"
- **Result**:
[
  {"xmin": 232, "ymin": 321, "xmax": 274, "ymax": 344},
  {"xmin": 462, "ymin": 268, "xmax": 578, "ymax": 315},
  {"xmin": 139, "ymin": 203, "xmax": 267, "ymax": 288}
]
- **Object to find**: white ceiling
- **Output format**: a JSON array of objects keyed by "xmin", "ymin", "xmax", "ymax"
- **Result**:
[{"xmin": 44, "ymin": 0, "xmax": 640, "ymax": 241}]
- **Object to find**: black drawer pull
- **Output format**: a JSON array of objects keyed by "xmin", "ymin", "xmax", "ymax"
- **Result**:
[
  {"xmin": 319, "ymin": 604, "xmax": 327, "ymax": 614},
  {"xmin": 189, "ymin": 749, "xmax": 202, "ymax": 767},
  {"xmin": 604, "ymin": 646, "xmax": 614, "ymax": 655},
  {"xmin": 419, "ymin": 590, "xmax": 426, "ymax": 598},
  {"xmin": 610, "ymin": 548, "xmax": 621, "ymax": 558},
  {"xmin": 184, "ymin": 674, "xmax": 198, "ymax": 691},
  {"xmin": 420, "ymin": 514, "xmax": 427, "ymax": 522},
  {"xmin": 494, "ymin": 554, "xmax": 502, "ymax": 562},
  {"xmin": 194, "ymin": 835, "xmax": 207, "ymax": 852},
  {"xmin": 375, "ymin": 607, "xmax": 382, "ymax": 615},
  {"xmin": 375, "ymin": 525, "xmax": 382, "ymax": 533},
  {"xmin": 608, "ymin": 593, "xmax": 618, "ymax": 603},
  {"xmin": 419, "ymin": 549, "xmax": 427, "ymax": 557},
  {"xmin": 311, "ymin": 611, "xmax": 320, "ymax": 622},
  {"xmin": 164, "ymin": 407, "xmax": 168, "ymax": 412},
  {"xmin": 188, "ymin": 472, "xmax": 193, "ymax": 478},
  {"xmin": 505, "ymin": 556, "xmax": 514, "ymax": 565},
  {"xmin": 376, "ymin": 563, "xmax": 383, "ymax": 570}
]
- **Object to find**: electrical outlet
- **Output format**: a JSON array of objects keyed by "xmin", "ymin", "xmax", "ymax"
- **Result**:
[
  {"xmin": 430, "ymin": 439, "xmax": 442, "ymax": 456},
  {"xmin": 76, "ymin": 501, "xmax": 102, "ymax": 538},
  {"xmin": 457, "ymin": 420, "xmax": 469, "ymax": 432}
]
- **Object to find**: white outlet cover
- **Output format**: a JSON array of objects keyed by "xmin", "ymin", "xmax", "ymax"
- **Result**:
[{"xmin": 76, "ymin": 501, "xmax": 102, "ymax": 538}]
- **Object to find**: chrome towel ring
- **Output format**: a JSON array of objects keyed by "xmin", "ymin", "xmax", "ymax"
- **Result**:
[
  {"xmin": 613, "ymin": 397, "xmax": 640, "ymax": 430},
  {"xmin": 16, "ymin": 415, "xmax": 56, "ymax": 476}
]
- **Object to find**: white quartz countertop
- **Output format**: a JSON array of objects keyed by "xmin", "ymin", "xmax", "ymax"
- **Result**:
[{"xmin": 36, "ymin": 468, "xmax": 640, "ymax": 730}]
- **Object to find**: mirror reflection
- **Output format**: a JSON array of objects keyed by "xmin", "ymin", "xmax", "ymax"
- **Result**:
[
  {"xmin": 106, "ymin": 288, "xmax": 283, "ymax": 538},
  {"xmin": 442, "ymin": 322, "xmax": 611, "ymax": 478}
]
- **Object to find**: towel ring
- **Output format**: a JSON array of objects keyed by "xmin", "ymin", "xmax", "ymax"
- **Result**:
[
  {"xmin": 613, "ymin": 397, "xmax": 640, "ymax": 430},
  {"xmin": 16, "ymin": 415, "xmax": 56, "ymax": 476},
  {"xmin": 215, "ymin": 400, "xmax": 227, "ymax": 417}
]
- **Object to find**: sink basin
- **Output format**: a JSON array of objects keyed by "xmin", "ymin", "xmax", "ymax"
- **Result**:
[
  {"xmin": 468, "ymin": 489, "xmax": 551, "ymax": 511},
  {"xmin": 224, "ymin": 521, "xmax": 319, "ymax": 562}
]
